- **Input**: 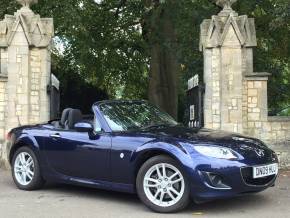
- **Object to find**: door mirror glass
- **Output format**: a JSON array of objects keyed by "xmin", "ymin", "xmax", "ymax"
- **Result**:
[{"xmin": 74, "ymin": 122, "xmax": 94, "ymax": 132}]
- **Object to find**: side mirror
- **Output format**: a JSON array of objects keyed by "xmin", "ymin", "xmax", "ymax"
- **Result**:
[{"xmin": 74, "ymin": 122, "xmax": 94, "ymax": 132}]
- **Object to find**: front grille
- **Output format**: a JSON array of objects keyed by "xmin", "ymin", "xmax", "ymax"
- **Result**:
[{"xmin": 241, "ymin": 167, "xmax": 276, "ymax": 186}]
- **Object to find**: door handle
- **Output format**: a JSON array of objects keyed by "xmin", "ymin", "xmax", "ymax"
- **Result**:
[{"xmin": 50, "ymin": 133, "xmax": 61, "ymax": 138}]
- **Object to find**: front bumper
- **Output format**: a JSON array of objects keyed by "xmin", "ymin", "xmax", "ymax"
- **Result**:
[{"xmin": 187, "ymin": 159, "xmax": 278, "ymax": 203}]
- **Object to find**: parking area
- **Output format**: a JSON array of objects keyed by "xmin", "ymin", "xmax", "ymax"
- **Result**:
[{"xmin": 0, "ymin": 169, "xmax": 289, "ymax": 218}]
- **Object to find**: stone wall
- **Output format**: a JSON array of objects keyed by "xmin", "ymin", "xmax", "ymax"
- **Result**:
[
  {"xmin": 200, "ymin": 1, "xmax": 290, "ymax": 168},
  {"xmin": 244, "ymin": 76, "xmax": 290, "ymax": 168},
  {"xmin": 0, "ymin": 81, "xmax": 7, "ymax": 139},
  {"xmin": 244, "ymin": 75, "xmax": 269, "ymax": 134},
  {"xmin": 0, "ymin": 48, "xmax": 8, "ymax": 167},
  {"xmin": 30, "ymin": 48, "xmax": 51, "ymax": 124},
  {"xmin": 0, "ymin": 2, "xmax": 54, "ymax": 168}
]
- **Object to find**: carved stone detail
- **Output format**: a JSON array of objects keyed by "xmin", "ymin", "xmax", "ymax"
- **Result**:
[
  {"xmin": 215, "ymin": 0, "xmax": 237, "ymax": 10},
  {"xmin": 0, "ymin": 0, "xmax": 53, "ymax": 48},
  {"xmin": 16, "ymin": 0, "xmax": 38, "ymax": 8},
  {"xmin": 200, "ymin": 11, "xmax": 257, "ymax": 50}
]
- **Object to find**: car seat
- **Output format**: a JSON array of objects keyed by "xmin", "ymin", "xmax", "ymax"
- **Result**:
[
  {"xmin": 52, "ymin": 108, "xmax": 72, "ymax": 128},
  {"xmin": 60, "ymin": 108, "xmax": 72, "ymax": 128},
  {"xmin": 66, "ymin": 109, "xmax": 83, "ymax": 129}
]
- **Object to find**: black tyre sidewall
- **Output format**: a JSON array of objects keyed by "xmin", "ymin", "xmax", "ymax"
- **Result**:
[
  {"xmin": 136, "ymin": 155, "xmax": 190, "ymax": 213},
  {"xmin": 12, "ymin": 146, "xmax": 44, "ymax": 190}
]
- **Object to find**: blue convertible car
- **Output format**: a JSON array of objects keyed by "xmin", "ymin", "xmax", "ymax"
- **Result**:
[{"xmin": 8, "ymin": 100, "xmax": 278, "ymax": 213}]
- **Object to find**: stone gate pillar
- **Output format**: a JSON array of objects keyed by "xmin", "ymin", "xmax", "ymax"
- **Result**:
[
  {"xmin": 200, "ymin": 0, "xmax": 257, "ymax": 133},
  {"xmin": 0, "ymin": 0, "xmax": 54, "ymax": 167}
]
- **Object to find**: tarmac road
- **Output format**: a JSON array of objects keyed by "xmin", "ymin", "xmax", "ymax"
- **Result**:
[{"xmin": 0, "ymin": 169, "xmax": 289, "ymax": 218}]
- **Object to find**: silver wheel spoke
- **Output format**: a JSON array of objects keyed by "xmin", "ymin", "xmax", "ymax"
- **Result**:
[
  {"xmin": 20, "ymin": 153, "xmax": 26, "ymax": 165},
  {"xmin": 15, "ymin": 168, "xmax": 22, "ymax": 173},
  {"xmin": 26, "ymin": 172, "xmax": 33, "ymax": 180},
  {"xmin": 27, "ymin": 157, "xmax": 33, "ymax": 167},
  {"xmin": 154, "ymin": 190, "xmax": 161, "ymax": 199},
  {"xmin": 145, "ymin": 183, "xmax": 158, "ymax": 188},
  {"xmin": 143, "ymin": 163, "xmax": 185, "ymax": 208},
  {"xmin": 159, "ymin": 192, "xmax": 165, "ymax": 204},
  {"xmin": 15, "ymin": 166, "xmax": 22, "ymax": 171},
  {"xmin": 162, "ymin": 164, "xmax": 166, "ymax": 177},
  {"xmin": 21, "ymin": 172, "xmax": 26, "ymax": 183},
  {"xmin": 14, "ymin": 152, "xmax": 35, "ymax": 186},
  {"xmin": 172, "ymin": 177, "xmax": 182, "ymax": 184},
  {"xmin": 145, "ymin": 178, "xmax": 158, "ymax": 183},
  {"xmin": 156, "ymin": 166, "xmax": 162, "ymax": 178},
  {"xmin": 169, "ymin": 187, "xmax": 180, "ymax": 196},
  {"xmin": 167, "ymin": 189, "xmax": 176, "ymax": 201},
  {"xmin": 27, "ymin": 169, "xmax": 34, "ymax": 177},
  {"xmin": 169, "ymin": 172, "xmax": 178, "ymax": 180}
]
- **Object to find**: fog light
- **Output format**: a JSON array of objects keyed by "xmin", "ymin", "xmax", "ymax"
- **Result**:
[{"xmin": 202, "ymin": 172, "xmax": 231, "ymax": 189}]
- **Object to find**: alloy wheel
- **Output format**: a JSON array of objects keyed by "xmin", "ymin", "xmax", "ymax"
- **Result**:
[
  {"xmin": 143, "ymin": 163, "xmax": 185, "ymax": 207},
  {"xmin": 14, "ymin": 152, "xmax": 35, "ymax": 186}
]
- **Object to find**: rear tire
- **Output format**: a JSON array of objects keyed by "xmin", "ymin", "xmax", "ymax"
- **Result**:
[
  {"xmin": 12, "ymin": 147, "xmax": 45, "ymax": 190},
  {"xmin": 136, "ymin": 155, "xmax": 190, "ymax": 213}
]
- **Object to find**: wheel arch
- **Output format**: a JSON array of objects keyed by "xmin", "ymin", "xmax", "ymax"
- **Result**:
[
  {"xmin": 134, "ymin": 149, "xmax": 178, "ymax": 176},
  {"xmin": 133, "ymin": 146, "xmax": 192, "ymax": 185},
  {"xmin": 9, "ymin": 135, "xmax": 40, "ymax": 164}
]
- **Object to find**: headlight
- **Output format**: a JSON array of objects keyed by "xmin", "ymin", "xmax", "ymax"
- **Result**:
[{"xmin": 194, "ymin": 145, "xmax": 237, "ymax": 160}]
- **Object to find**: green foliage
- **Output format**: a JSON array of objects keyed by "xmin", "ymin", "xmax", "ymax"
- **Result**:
[
  {"xmin": 235, "ymin": 0, "xmax": 290, "ymax": 114},
  {"xmin": 0, "ymin": 0, "xmax": 289, "ymax": 118},
  {"xmin": 35, "ymin": 0, "xmax": 148, "ymax": 99}
]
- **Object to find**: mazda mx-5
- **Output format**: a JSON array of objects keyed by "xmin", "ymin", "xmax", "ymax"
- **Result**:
[{"xmin": 7, "ymin": 100, "xmax": 279, "ymax": 213}]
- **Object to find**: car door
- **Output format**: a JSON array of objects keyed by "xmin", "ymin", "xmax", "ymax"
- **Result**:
[{"xmin": 43, "ymin": 118, "xmax": 111, "ymax": 182}]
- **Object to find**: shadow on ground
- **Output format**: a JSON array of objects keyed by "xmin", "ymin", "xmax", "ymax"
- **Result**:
[
  {"xmin": 40, "ymin": 182, "xmax": 271, "ymax": 215},
  {"xmin": 1, "ymin": 169, "xmax": 289, "ymax": 217}
]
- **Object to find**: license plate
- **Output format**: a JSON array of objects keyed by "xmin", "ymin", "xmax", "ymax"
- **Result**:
[{"xmin": 253, "ymin": 163, "xmax": 278, "ymax": 179}]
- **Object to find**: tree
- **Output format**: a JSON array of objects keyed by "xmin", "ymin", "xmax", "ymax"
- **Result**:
[
  {"xmin": 142, "ymin": 0, "xmax": 180, "ymax": 119},
  {"xmin": 0, "ymin": 0, "xmax": 289, "ymax": 119},
  {"xmin": 236, "ymin": 0, "xmax": 290, "ymax": 113}
]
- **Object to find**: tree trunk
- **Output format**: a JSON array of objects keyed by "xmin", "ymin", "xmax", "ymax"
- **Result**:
[{"xmin": 143, "ymin": 0, "xmax": 179, "ymax": 119}]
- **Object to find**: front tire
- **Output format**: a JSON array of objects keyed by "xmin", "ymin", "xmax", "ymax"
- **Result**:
[
  {"xmin": 136, "ymin": 155, "xmax": 190, "ymax": 213},
  {"xmin": 12, "ymin": 146, "xmax": 44, "ymax": 190}
]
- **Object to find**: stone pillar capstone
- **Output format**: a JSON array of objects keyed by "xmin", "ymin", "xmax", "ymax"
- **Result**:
[
  {"xmin": 200, "ymin": 0, "xmax": 257, "ymax": 133},
  {"xmin": 0, "ymin": 0, "xmax": 54, "ymax": 167}
]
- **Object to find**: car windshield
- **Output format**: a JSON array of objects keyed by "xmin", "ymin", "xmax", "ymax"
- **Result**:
[{"xmin": 98, "ymin": 101, "xmax": 178, "ymax": 131}]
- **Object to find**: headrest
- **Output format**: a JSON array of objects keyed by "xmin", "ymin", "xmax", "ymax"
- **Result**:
[
  {"xmin": 67, "ymin": 109, "xmax": 83, "ymax": 129},
  {"xmin": 60, "ymin": 108, "xmax": 72, "ymax": 127}
]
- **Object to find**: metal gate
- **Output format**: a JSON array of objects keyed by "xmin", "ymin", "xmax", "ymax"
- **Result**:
[
  {"xmin": 48, "ymin": 74, "xmax": 60, "ymax": 120},
  {"xmin": 187, "ymin": 74, "xmax": 204, "ymax": 128}
]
